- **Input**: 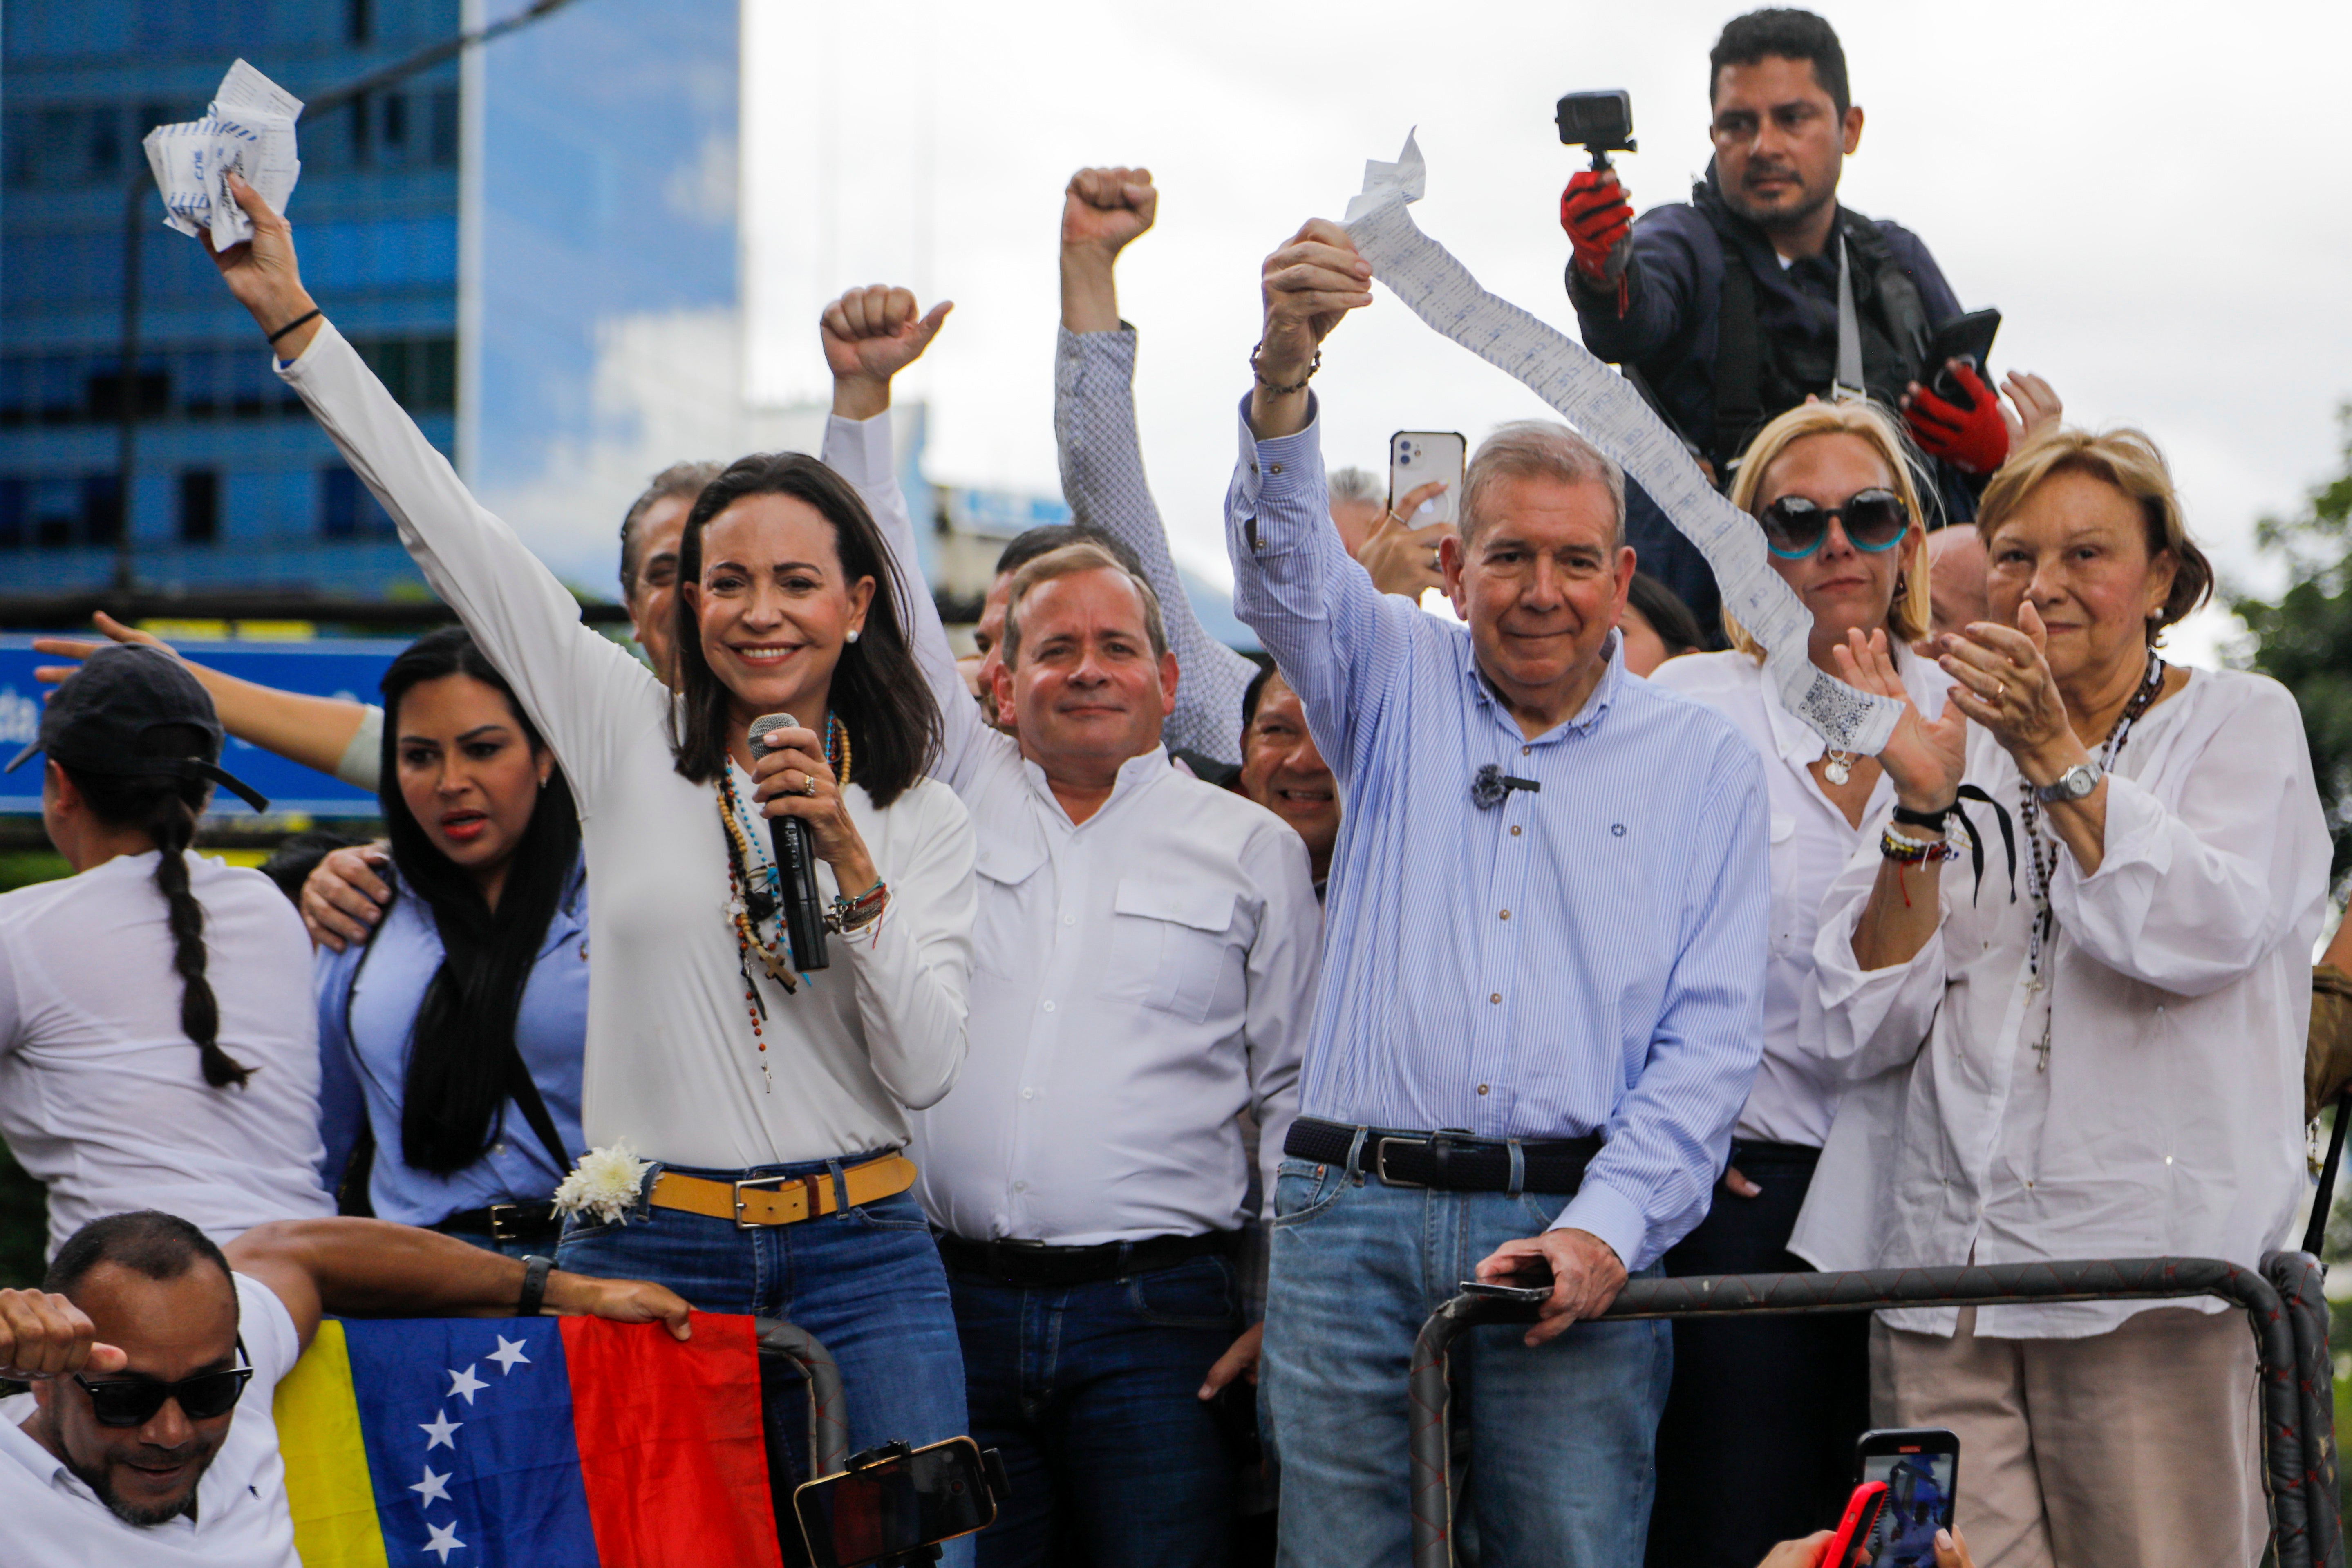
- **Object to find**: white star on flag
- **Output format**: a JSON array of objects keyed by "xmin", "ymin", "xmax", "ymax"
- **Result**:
[
  {"xmin": 422, "ymin": 1520, "xmax": 466, "ymax": 1562},
  {"xmin": 419, "ymin": 1409, "xmax": 462, "ymax": 1450},
  {"xmin": 487, "ymin": 1335, "xmax": 531, "ymax": 1374},
  {"xmin": 410, "ymin": 1464, "xmax": 452, "ymax": 1506},
  {"xmin": 447, "ymin": 1364, "xmax": 488, "ymax": 1405}
]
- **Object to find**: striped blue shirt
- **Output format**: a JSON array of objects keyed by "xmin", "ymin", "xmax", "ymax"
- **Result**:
[{"xmin": 1223, "ymin": 399, "xmax": 1769, "ymax": 1269}]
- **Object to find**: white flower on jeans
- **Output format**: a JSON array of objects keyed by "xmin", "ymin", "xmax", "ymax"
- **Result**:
[{"xmin": 552, "ymin": 1140, "xmax": 652, "ymax": 1226}]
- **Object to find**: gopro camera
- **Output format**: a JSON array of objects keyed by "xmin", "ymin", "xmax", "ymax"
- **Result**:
[{"xmin": 1556, "ymin": 90, "xmax": 1637, "ymax": 170}]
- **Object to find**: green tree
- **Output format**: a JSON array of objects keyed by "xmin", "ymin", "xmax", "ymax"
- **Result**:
[{"xmin": 2235, "ymin": 403, "xmax": 2352, "ymax": 886}]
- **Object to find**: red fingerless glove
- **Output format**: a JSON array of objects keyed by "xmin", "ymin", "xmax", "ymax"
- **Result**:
[
  {"xmin": 1560, "ymin": 170, "xmax": 1633, "ymax": 285},
  {"xmin": 1904, "ymin": 360, "xmax": 2010, "ymax": 475}
]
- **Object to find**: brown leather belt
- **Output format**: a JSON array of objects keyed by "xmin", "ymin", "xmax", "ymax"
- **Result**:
[{"xmin": 648, "ymin": 1153, "xmax": 918, "ymax": 1230}]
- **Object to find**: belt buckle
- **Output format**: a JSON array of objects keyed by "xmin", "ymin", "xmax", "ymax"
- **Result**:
[
  {"xmin": 486, "ymin": 1203, "xmax": 526, "ymax": 1242},
  {"xmin": 1374, "ymin": 1136, "xmax": 1429, "ymax": 1188},
  {"xmin": 734, "ymin": 1172, "xmax": 826, "ymax": 1230}
]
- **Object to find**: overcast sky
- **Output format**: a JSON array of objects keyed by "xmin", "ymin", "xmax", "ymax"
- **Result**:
[{"xmin": 740, "ymin": 0, "xmax": 2352, "ymax": 661}]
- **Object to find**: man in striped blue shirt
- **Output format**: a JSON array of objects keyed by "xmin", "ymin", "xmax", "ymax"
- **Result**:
[{"xmin": 1227, "ymin": 218, "xmax": 1770, "ymax": 1568}]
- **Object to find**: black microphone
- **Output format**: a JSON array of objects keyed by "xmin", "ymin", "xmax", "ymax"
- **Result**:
[
  {"xmin": 748, "ymin": 712, "xmax": 830, "ymax": 973},
  {"xmin": 1470, "ymin": 764, "xmax": 1542, "ymax": 811}
]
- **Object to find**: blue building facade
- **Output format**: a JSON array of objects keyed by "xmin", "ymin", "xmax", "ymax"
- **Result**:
[{"xmin": 0, "ymin": 0, "xmax": 740, "ymax": 603}]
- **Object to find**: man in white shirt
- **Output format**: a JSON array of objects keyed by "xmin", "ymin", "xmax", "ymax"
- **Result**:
[
  {"xmin": 0, "ymin": 1208, "xmax": 686, "ymax": 1566},
  {"xmin": 818, "ymin": 289, "xmax": 1321, "ymax": 1568}
]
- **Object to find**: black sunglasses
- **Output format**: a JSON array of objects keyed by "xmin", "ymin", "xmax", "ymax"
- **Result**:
[
  {"xmin": 74, "ymin": 1340, "xmax": 252, "ymax": 1427},
  {"xmin": 1757, "ymin": 488, "xmax": 1910, "ymax": 559}
]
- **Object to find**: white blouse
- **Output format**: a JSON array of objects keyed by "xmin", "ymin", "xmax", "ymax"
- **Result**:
[
  {"xmin": 1648, "ymin": 647, "xmax": 1954, "ymax": 1148},
  {"xmin": 279, "ymin": 324, "xmax": 977, "ymax": 1170},
  {"xmin": 1791, "ymin": 667, "xmax": 2327, "ymax": 1338}
]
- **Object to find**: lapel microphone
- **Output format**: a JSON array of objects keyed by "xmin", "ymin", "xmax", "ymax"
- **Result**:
[{"xmin": 1471, "ymin": 763, "xmax": 1541, "ymax": 811}]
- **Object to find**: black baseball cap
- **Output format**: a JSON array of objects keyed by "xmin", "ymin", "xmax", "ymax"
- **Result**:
[{"xmin": 4, "ymin": 644, "xmax": 269, "ymax": 812}]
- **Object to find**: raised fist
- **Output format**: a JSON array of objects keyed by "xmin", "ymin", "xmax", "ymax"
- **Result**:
[
  {"xmin": 1062, "ymin": 166, "xmax": 1157, "ymax": 260},
  {"xmin": 821, "ymin": 285, "xmax": 953, "ymax": 388}
]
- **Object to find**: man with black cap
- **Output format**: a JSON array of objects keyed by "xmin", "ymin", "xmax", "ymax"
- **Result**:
[{"xmin": 0, "ymin": 644, "xmax": 332, "ymax": 1257}]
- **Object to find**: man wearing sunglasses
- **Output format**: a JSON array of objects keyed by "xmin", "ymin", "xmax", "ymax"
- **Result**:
[
  {"xmin": 1560, "ymin": 8, "xmax": 2003, "ymax": 638},
  {"xmin": 0, "ymin": 1209, "xmax": 688, "ymax": 1563}
]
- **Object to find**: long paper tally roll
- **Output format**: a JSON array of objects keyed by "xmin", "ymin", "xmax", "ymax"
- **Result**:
[{"xmin": 1340, "ymin": 133, "xmax": 1901, "ymax": 755}]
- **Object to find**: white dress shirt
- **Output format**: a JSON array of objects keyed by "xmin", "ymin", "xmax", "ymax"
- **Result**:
[
  {"xmin": 1792, "ymin": 667, "xmax": 2327, "ymax": 1337},
  {"xmin": 0, "ymin": 852, "xmax": 331, "ymax": 1256},
  {"xmin": 280, "ymin": 324, "xmax": 976, "ymax": 1170},
  {"xmin": 0, "ymin": 1273, "xmax": 302, "ymax": 1568},
  {"xmin": 1648, "ymin": 647, "xmax": 1954, "ymax": 1148},
  {"xmin": 826, "ymin": 413, "xmax": 1321, "ymax": 1246}
]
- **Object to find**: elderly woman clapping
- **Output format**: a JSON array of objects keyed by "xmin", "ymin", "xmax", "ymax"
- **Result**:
[{"xmin": 1793, "ymin": 428, "xmax": 2327, "ymax": 1568}]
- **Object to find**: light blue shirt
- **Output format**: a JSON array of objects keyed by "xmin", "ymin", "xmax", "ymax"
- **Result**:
[
  {"xmin": 1223, "ymin": 399, "xmax": 1769, "ymax": 1270},
  {"xmin": 314, "ymin": 854, "xmax": 587, "ymax": 1226}
]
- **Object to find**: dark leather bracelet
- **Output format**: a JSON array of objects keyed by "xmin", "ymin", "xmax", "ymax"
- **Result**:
[
  {"xmin": 1890, "ymin": 801, "xmax": 1955, "ymax": 830},
  {"xmin": 517, "ymin": 1254, "xmax": 554, "ymax": 1317},
  {"xmin": 265, "ymin": 306, "xmax": 322, "ymax": 345}
]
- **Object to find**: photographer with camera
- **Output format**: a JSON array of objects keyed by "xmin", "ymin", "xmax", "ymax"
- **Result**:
[{"xmin": 1563, "ymin": 8, "xmax": 2023, "ymax": 635}]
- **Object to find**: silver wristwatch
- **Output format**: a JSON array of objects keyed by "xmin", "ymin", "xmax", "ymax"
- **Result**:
[{"xmin": 2034, "ymin": 761, "xmax": 2103, "ymax": 803}]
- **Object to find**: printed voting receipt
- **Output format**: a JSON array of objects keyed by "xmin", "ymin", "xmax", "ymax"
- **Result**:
[{"xmin": 142, "ymin": 60, "xmax": 304, "ymax": 250}]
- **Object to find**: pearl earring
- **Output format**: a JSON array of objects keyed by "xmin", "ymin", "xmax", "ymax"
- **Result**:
[{"xmin": 846, "ymin": 628, "xmax": 861, "ymax": 644}]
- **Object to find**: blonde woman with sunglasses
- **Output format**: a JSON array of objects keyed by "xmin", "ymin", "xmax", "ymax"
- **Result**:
[{"xmin": 1643, "ymin": 399, "xmax": 1950, "ymax": 1567}]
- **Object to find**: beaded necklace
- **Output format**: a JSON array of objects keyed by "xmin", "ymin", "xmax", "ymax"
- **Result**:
[
  {"xmin": 2018, "ymin": 647, "xmax": 2164, "ymax": 1071},
  {"xmin": 716, "ymin": 715, "xmax": 848, "ymax": 1085}
]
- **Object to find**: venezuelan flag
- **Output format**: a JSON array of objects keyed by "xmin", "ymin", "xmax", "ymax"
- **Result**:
[{"xmin": 273, "ymin": 1313, "xmax": 785, "ymax": 1568}]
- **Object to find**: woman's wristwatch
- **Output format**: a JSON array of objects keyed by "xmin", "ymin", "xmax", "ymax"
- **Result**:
[
  {"xmin": 2034, "ymin": 761, "xmax": 2103, "ymax": 803},
  {"xmin": 518, "ymin": 1254, "xmax": 554, "ymax": 1317}
]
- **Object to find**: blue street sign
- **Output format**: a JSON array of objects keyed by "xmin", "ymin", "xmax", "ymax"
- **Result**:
[{"xmin": 0, "ymin": 636, "xmax": 401, "ymax": 818}]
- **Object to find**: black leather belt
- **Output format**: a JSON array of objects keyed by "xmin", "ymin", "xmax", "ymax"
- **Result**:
[
  {"xmin": 1285, "ymin": 1117, "xmax": 1601, "ymax": 1194},
  {"xmin": 433, "ymin": 1201, "xmax": 562, "ymax": 1244},
  {"xmin": 937, "ymin": 1229, "xmax": 1232, "ymax": 1288}
]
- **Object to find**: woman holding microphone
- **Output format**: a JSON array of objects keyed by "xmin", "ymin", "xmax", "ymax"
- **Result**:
[{"xmin": 199, "ymin": 173, "xmax": 978, "ymax": 1493}]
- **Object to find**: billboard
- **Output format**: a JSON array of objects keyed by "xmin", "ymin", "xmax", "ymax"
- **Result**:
[{"xmin": 0, "ymin": 636, "xmax": 397, "ymax": 818}]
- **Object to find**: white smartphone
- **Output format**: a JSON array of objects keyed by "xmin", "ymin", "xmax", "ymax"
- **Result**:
[{"xmin": 1388, "ymin": 430, "xmax": 1466, "ymax": 529}]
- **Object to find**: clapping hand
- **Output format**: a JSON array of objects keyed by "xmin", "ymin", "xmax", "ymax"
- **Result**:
[
  {"xmin": 1831, "ymin": 626, "xmax": 1966, "ymax": 812},
  {"xmin": 1932, "ymin": 604, "xmax": 2080, "ymax": 779},
  {"xmin": 1062, "ymin": 166, "xmax": 1157, "ymax": 260}
]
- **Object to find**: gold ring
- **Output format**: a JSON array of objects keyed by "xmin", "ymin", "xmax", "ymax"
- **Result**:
[{"xmin": 802, "ymin": 777, "xmax": 819, "ymax": 797}]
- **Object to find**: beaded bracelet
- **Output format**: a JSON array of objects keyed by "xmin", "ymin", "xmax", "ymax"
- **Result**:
[
  {"xmin": 1880, "ymin": 825, "xmax": 1958, "ymax": 866},
  {"xmin": 826, "ymin": 879, "xmax": 889, "ymax": 935},
  {"xmin": 1250, "ymin": 342, "xmax": 1320, "ymax": 396}
]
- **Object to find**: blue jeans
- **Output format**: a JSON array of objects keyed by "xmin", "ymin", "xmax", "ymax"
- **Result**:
[
  {"xmin": 1261, "ymin": 1155, "xmax": 1672, "ymax": 1568},
  {"xmin": 949, "ymin": 1252, "xmax": 1242, "ymax": 1568},
  {"xmin": 557, "ymin": 1153, "xmax": 972, "ymax": 1568}
]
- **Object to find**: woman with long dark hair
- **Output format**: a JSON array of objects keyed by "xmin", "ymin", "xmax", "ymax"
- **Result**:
[
  {"xmin": 203, "ymin": 174, "xmax": 977, "ymax": 1504},
  {"xmin": 0, "ymin": 645, "xmax": 331, "ymax": 1254},
  {"xmin": 314, "ymin": 627, "xmax": 586, "ymax": 1255}
]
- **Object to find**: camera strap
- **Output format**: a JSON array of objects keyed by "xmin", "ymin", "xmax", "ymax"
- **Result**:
[{"xmin": 1833, "ymin": 236, "xmax": 1867, "ymax": 404}]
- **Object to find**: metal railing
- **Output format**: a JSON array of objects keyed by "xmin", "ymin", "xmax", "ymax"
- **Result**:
[{"xmin": 1408, "ymin": 1253, "xmax": 2340, "ymax": 1568}]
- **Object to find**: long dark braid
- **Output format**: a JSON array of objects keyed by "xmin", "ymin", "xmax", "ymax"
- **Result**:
[{"xmin": 62, "ymin": 723, "xmax": 251, "ymax": 1089}]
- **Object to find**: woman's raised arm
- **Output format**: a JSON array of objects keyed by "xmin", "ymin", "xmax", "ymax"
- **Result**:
[{"xmin": 205, "ymin": 173, "xmax": 655, "ymax": 805}]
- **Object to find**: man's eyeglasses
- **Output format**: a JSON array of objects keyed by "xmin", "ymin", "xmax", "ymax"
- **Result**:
[
  {"xmin": 74, "ymin": 1342, "xmax": 252, "ymax": 1427},
  {"xmin": 1756, "ymin": 488, "xmax": 1910, "ymax": 559}
]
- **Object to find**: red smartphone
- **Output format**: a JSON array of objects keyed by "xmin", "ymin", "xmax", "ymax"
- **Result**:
[{"xmin": 1818, "ymin": 1480, "xmax": 1890, "ymax": 1568}]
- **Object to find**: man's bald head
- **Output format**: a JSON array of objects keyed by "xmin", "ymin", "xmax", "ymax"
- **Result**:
[{"xmin": 1925, "ymin": 526, "xmax": 1989, "ymax": 641}]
